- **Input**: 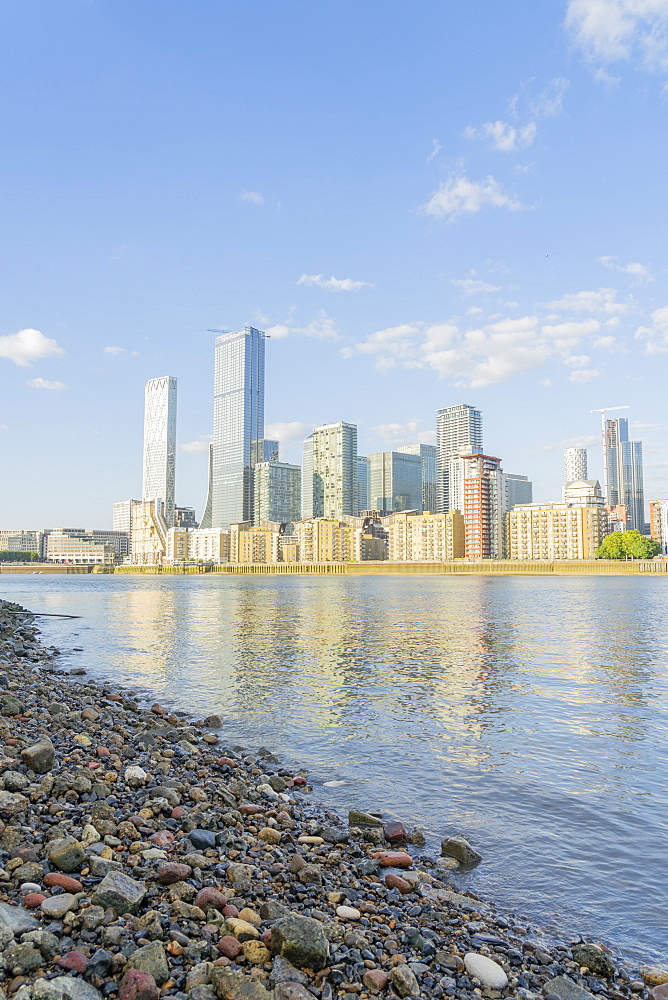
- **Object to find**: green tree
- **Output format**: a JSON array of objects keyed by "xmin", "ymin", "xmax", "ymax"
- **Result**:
[
  {"xmin": 0, "ymin": 550, "xmax": 39, "ymax": 562},
  {"xmin": 596, "ymin": 530, "xmax": 660, "ymax": 560}
]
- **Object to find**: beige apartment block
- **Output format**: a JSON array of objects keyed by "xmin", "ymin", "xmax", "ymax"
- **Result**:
[
  {"xmin": 189, "ymin": 528, "xmax": 230, "ymax": 563},
  {"xmin": 130, "ymin": 500, "xmax": 168, "ymax": 566},
  {"xmin": 46, "ymin": 531, "xmax": 115, "ymax": 566},
  {"xmin": 508, "ymin": 503, "xmax": 608, "ymax": 560},
  {"xmin": 230, "ymin": 522, "xmax": 280, "ymax": 563},
  {"xmin": 388, "ymin": 511, "xmax": 465, "ymax": 561},
  {"xmin": 294, "ymin": 518, "xmax": 356, "ymax": 562},
  {"xmin": 165, "ymin": 527, "xmax": 189, "ymax": 564}
]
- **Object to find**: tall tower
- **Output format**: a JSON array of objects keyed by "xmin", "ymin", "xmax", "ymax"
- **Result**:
[
  {"xmin": 301, "ymin": 422, "xmax": 357, "ymax": 520},
  {"xmin": 436, "ymin": 404, "xmax": 483, "ymax": 513},
  {"xmin": 142, "ymin": 376, "xmax": 177, "ymax": 526},
  {"xmin": 603, "ymin": 418, "xmax": 645, "ymax": 531},
  {"xmin": 368, "ymin": 451, "xmax": 422, "ymax": 513},
  {"xmin": 212, "ymin": 327, "xmax": 265, "ymax": 529},
  {"xmin": 398, "ymin": 443, "xmax": 438, "ymax": 512},
  {"xmin": 564, "ymin": 447, "xmax": 588, "ymax": 484}
]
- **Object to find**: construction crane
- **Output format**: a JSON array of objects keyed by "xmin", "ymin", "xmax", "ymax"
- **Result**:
[
  {"xmin": 206, "ymin": 327, "xmax": 270, "ymax": 337},
  {"xmin": 591, "ymin": 405, "xmax": 630, "ymax": 433},
  {"xmin": 591, "ymin": 406, "xmax": 630, "ymax": 503}
]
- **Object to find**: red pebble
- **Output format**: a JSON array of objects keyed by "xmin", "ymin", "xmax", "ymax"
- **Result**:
[
  {"xmin": 23, "ymin": 893, "xmax": 47, "ymax": 909},
  {"xmin": 88, "ymin": 762, "xmax": 101, "ymax": 770},
  {"xmin": 44, "ymin": 873, "xmax": 83, "ymax": 892},
  {"xmin": 383, "ymin": 820, "xmax": 407, "ymax": 843},
  {"xmin": 171, "ymin": 806, "xmax": 186, "ymax": 819},
  {"xmin": 150, "ymin": 830, "xmax": 175, "ymax": 847},
  {"xmin": 119, "ymin": 969, "xmax": 159, "ymax": 1000},
  {"xmin": 373, "ymin": 850, "xmax": 413, "ymax": 868},
  {"xmin": 216, "ymin": 936, "xmax": 242, "ymax": 959},
  {"xmin": 58, "ymin": 951, "xmax": 88, "ymax": 973},
  {"xmin": 194, "ymin": 888, "xmax": 228, "ymax": 911},
  {"xmin": 293, "ymin": 776, "xmax": 308, "ymax": 786},
  {"xmin": 96, "ymin": 746, "xmax": 111, "ymax": 757},
  {"xmin": 238, "ymin": 804, "xmax": 263, "ymax": 815},
  {"xmin": 217, "ymin": 757, "xmax": 238, "ymax": 767},
  {"xmin": 151, "ymin": 704, "xmax": 168, "ymax": 717},
  {"xmin": 260, "ymin": 929, "xmax": 272, "ymax": 945},
  {"xmin": 384, "ymin": 872, "xmax": 412, "ymax": 893},
  {"xmin": 221, "ymin": 904, "xmax": 238, "ymax": 918}
]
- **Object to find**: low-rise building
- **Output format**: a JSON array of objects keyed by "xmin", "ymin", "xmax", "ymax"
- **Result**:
[
  {"xmin": 294, "ymin": 518, "xmax": 356, "ymax": 562},
  {"xmin": 508, "ymin": 503, "xmax": 608, "ymax": 560},
  {"xmin": 649, "ymin": 499, "xmax": 668, "ymax": 554},
  {"xmin": 174, "ymin": 506, "xmax": 198, "ymax": 529},
  {"xmin": 46, "ymin": 530, "xmax": 116, "ymax": 565},
  {"xmin": 188, "ymin": 528, "xmax": 230, "ymax": 563},
  {"xmin": 0, "ymin": 530, "xmax": 49, "ymax": 558},
  {"xmin": 388, "ymin": 511, "xmax": 465, "ymax": 561},
  {"xmin": 230, "ymin": 522, "xmax": 281, "ymax": 564},
  {"xmin": 130, "ymin": 500, "xmax": 168, "ymax": 566}
]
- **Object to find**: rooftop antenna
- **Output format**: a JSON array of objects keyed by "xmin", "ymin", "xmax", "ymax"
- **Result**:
[{"xmin": 591, "ymin": 406, "xmax": 630, "ymax": 503}]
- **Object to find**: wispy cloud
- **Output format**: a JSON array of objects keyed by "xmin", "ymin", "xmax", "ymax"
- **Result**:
[
  {"xmin": 266, "ymin": 310, "xmax": 339, "ymax": 341},
  {"xmin": 0, "ymin": 423, "xmax": 8, "ymax": 431},
  {"xmin": 464, "ymin": 78, "xmax": 569, "ymax": 153},
  {"xmin": 265, "ymin": 421, "xmax": 310, "ymax": 449},
  {"xmin": 422, "ymin": 175, "xmax": 523, "ymax": 222},
  {"xmin": 27, "ymin": 377, "xmax": 67, "ymax": 391},
  {"xmin": 452, "ymin": 273, "xmax": 502, "ymax": 296},
  {"xmin": 548, "ymin": 287, "xmax": 629, "ymax": 315},
  {"xmin": 464, "ymin": 120, "xmax": 537, "ymax": 152},
  {"xmin": 543, "ymin": 434, "xmax": 600, "ymax": 453},
  {"xmin": 427, "ymin": 139, "xmax": 442, "ymax": 162},
  {"xmin": 565, "ymin": 0, "xmax": 668, "ymax": 73},
  {"xmin": 371, "ymin": 420, "xmax": 436, "ymax": 446},
  {"xmin": 597, "ymin": 255, "xmax": 653, "ymax": 282},
  {"xmin": 180, "ymin": 435, "xmax": 213, "ymax": 454},
  {"xmin": 240, "ymin": 190, "xmax": 264, "ymax": 205},
  {"xmin": 297, "ymin": 273, "xmax": 372, "ymax": 292},
  {"xmin": 0, "ymin": 328, "xmax": 65, "ymax": 367},
  {"xmin": 103, "ymin": 345, "xmax": 140, "ymax": 357},
  {"xmin": 636, "ymin": 304, "xmax": 668, "ymax": 353}
]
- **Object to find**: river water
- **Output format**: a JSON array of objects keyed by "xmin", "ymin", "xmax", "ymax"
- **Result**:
[{"xmin": 1, "ymin": 574, "xmax": 666, "ymax": 964}]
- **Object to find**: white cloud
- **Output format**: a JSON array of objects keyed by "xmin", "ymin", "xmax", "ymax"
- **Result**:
[
  {"xmin": 543, "ymin": 434, "xmax": 600, "ymax": 453},
  {"xmin": 548, "ymin": 287, "xmax": 629, "ymax": 314},
  {"xmin": 103, "ymin": 345, "xmax": 140, "ymax": 357},
  {"xmin": 597, "ymin": 255, "xmax": 653, "ymax": 281},
  {"xmin": 464, "ymin": 120, "xmax": 537, "ymax": 152},
  {"xmin": 240, "ymin": 190, "xmax": 264, "ymax": 205},
  {"xmin": 298, "ymin": 310, "xmax": 339, "ymax": 339},
  {"xmin": 265, "ymin": 324, "xmax": 291, "ymax": 339},
  {"xmin": 451, "ymin": 274, "xmax": 502, "ymax": 296},
  {"xmin": 0, "ymin": 328, "xmax": 64, "ymax": 367},
  {"xmin": 569, "ymin": 367, "xmax": 600, "ymax": 382},
  {"xmin": 180, "ymin": 435, "xmax": 213, "ymax": 454},
  {"xmin": 635, "ymin": 304, "xmax": 668, "ymax": 352},
  {"xmin": 371, "ymin": 420, "xmax": 436, "ymax": 447},
  {"xmin": 565, "ymin": 0, "xmax": 668, "ymax": 72},
  {"xmin": 0, "ymin": 423, "xmax": 8, "ymax": 431},
  {"xmin": 427, "ymin": 139, "xmax": 442, "ymax": 162},
  {"xmin": 27, "ymin": 377, "xmax": 67, "ymax": 391},
  {"xmin": 265, "ymin": 421, "xmax": 310, "ymax": 449},
  {"xmin": 422, "ymin": 175, "xmax": 523, "ymax": 221},
  {"xmin": 297, "ymin": 273, "xmax": 372, "ymax": 292},
  {"xmin": 530, "ymin": 77, "xmax": 571, "ymax": 117}
]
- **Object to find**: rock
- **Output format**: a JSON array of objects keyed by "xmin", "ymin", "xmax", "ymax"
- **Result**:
[
  {"xmin": 0, "ymin": 694, "xmax": 24, "ymax": 716},
  {"xmin": 271, "ymin": 912, "xmax": 329, "ymax": 971},
  {"xmin": 572, "ymin": 943, "xmax": 616, "ymax": 978},
  {"xmin": 348, "ymin": 809, "xmax": 383, "ymax": 827},
  {"xmin": 274, "ymin": 986, "xmax": 314, "ymax": 1000},
  {"xmin": 118, "ymin": 970, "xmax": 159, "ymax": 1000},
  {"xmin": 203, "ymin": 715, "xmax": 222, "ymax": 727},
  {"xmin": 298, "ymin": 864, "xmax": 322, "ymax": 886},
  {"xmin": 270, "ymin": 957, "xmax": 309, "ymax": 985},
  {"xmin": 362, "ymin": 969, "xmax": 390, "ymax": 993},
  {"xmin": 189, "ymin": 828, "xmax": 216, "ymax": 850},
  {"xmin": 92, "ymin": 870, "xmax": 146, "ymax": 913},
  {"xmin": 43, "ymin": 872, "xmax": 83, "ymax": 892},
  {"xmin": 195, "ymin": 887, "xmax": 228, "ymax": 910},
  {"xmin": 57, "ymin": 950, "xmax": 88, "ymax": 973},
  {"xmin": 227, "ymin": 862, "xmax": 254, "ymax": 892},
  {"xmin": 383, "ymin": 820, "xmax": 407, "ymax": 842},
  {"xmin": 374, "ymin": 850, "xmax": 412, "ymax": 868},
  {"xmin": 217, "ymin": 935, "xmax": 243, "ymax": 959},
  {"xmin": 20, "ymin": 740, "xmax": 55, "ymax": 773},
  {"xmin": 156, "ymin": 861, "xmax": 192, "ymax": 884},
  {"xmin": 653, "ymin": 987, "xmax": 668, "ymax": 1000},
  {"xmin": 390, "ymin": 964, "xmax": 421, "ymax": 997},
  {"xmin": 241, "ymin": 940, "xmax": 271, "ymax": 964},
  {"xmin": 3, "ymin": 942, "xmax": 43, "ymax": 975},
  {"xmin": 125, "ymin": 941, "xmax": 169, "ymax": 985},
  {"xmin": 210, "ymin": 967, "xmax": 274, "ymax": 1000},
  {"xmin": 87, "ymin": 949, "xmax": 114, "ymax": 978},
  {"xmin": 22, "ymin": 929, "xmax": 60, "ymax": 960},
  {"xmin": 384, "ymin": 873, "xmax": 412, "ymax": 893},
  {"xmin": 641, "ymin": 969, "xmax": 668, "ymax": 987},
  {"xmin": 124, "ymin": 766, "xmax": 149, "ymax": 786},
  {"xmin": 47, "ymin": 836, "xmax": 85, "ymax": 872},
  {"xmin": 3, "ymin": 770, "xmax": 30, "ymax": 791},
  {"xmin": 224, "ymin": 916, "xmax": 259, "ymax": 941},
  {"xmin": 335, "ymin": 905, "xmax": 360, "ymax": 920},
  {"xmin": 40, "ymin": 893, "xmax": 78, "ymax": 918},
  {"xmin": 0, "ymin": 900, "xmax": 40, "ymax": 935},
  {"xmin": 23, "ymin": 893, "xmax": 47, "ymax": 909},
  {"xmin": 441, "ymin": 836, "xmax": 482, "ymax": 864},
  {"xmin": 258, "ymin": 826, "xmax": 281, "ymax": 844},
  {"xmin": 464, "ymin": 952, "xmax": 508, "ymax": 989},
  {"xmin": 27, "ymin": 976, "xmax": 103, "ymax": 1000},
  {"xmin": 545, "ymin": 976, "xmax": 598, "ymax": 1000},
  {"xmin": 0, "ymin": 790, "xmax": 29, "ymax": 818}
]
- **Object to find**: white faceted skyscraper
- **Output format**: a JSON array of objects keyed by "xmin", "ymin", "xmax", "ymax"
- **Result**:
[
  {"xmin": 564, "ymin": 447, "xmax": 588, "ymax": 484},
  {"xmin": 436, "ymin": 404, "xmax": 483, "ymax": 513},
  {"xmin": 142, "ymin": 376, "xmax": 177, "ymax": 526},
  {"xmin": 212, "ymin": 327, "xmax": 265, "ymax": 529}
]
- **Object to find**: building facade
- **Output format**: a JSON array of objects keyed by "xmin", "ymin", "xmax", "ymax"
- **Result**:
[
  {"xmin": 199, "ymin": 444, "xmax": 214, "ymax": 530},
  {"xmin": 230, "ymin": 521, "xmax": 281, "ymax": 564},
  {"xmin": 254, "ymin": 461, "xmax": 301, "ymax": 529},
  {"xmin": 508, "ymin": 503, "xmax": 608, "ymax": 560},
  {"xmin": 0, "ymin": 530, "xmax": 48, "ymax": 558},
  {"xmin": 130, "ymin": 500, "xmax": 168, "ymax": 566},
  {"xmin": 355, "ymin": 456, "xmax": 370, "ymax": 515},
  {"xmin": 649, "ymin": 499, "xmax": 668, "ymax": 554},
  {"xmin": 564, "ymin": 447, "xmax": 588, "ymax": 485},
  {"xmin": 461, "ymin": 453, "xmax": 502, "ymax": 559},
  {"xmin": 212, "ymin": 327, "xmax": 265, "ymax": 529},
  {"xmin": 142, "ymin": 376, "xmax": 177, "ymax": 527},
  {"xmin": 603, "ymin": 418, "xmax": 645, "ymax": 531},
  {"xmin": 388, "ymin": 511, "xmax": 465, "ymax": 561},
  {"xmin": 397, "ymin": 443, "xmax": 438, "ymax": 512},
  {"xmin": 301, "ymin": 422, "xmax": 358, "ymax": 520},
  {"xmin": 45, "ymin": 530, "xmax": 116, "ymax": 565},
  {"xmin": 436, "ymin": 404, "xmax": 483, "ymax": 513},
  {"xmin": 174, "ymin": 506, "xmax": 198, "ymax": 529},
  {"xmin": 368, "ymin": 451, "xmax": 423, "ymax": 513},
  {"xmin": 294, "ymin": 518, "xmax": 356, "ymax": 562}
]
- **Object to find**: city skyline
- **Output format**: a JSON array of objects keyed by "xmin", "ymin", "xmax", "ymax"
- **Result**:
[{"xmin": 2, "ymin": 3, "xmax": 668, "ymax": 525}]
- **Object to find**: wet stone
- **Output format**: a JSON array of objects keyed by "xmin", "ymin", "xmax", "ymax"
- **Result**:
[
  {"xmin": 92, "ymin": 870, "xmax": 147, "ymax": 913},
  {"xmin": 47, "ymin": 836, "xmax": 85, "ymax": 873}
]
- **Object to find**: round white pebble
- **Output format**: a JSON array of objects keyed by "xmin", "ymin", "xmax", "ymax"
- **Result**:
[
  {"xmin": 336, "ymin": 905, "xmax": 361, "ymax": 920},
  {"xmin": 464, "ymin": 952, "xmax": 509, "ymax": 989}
]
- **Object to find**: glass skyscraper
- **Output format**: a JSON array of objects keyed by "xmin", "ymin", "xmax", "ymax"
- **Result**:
[
  {"xmin": 142, "ymin": 376, "xmax": 177, "ymax": 526},
  {"xmin": 368, "ymin": 451, "xmax": 423, "ymax": 512},
  {"xmin": 603, "ymin": 418, "xmax": 645, "ymax": 531},
  {"xmin": 301, "ymin": 421, "xmax": 357, "ymax": 520},
  {"xmin": 212, "ymin": 327, "xmax": 265, "ymax": 529},
  {"xmin": 436, "ymin": 404, "xmax": 483, "ymax": 513},
  {"xmin": 397, "ymin": 443, "xmax": 438, "ymax": 512}
]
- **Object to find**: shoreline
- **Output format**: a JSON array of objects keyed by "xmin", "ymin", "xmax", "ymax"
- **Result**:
[{"xmin": 0, "ymin": 598, "xmax": 664, "ymax": 1000}]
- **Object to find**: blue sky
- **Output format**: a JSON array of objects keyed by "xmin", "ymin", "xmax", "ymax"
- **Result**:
[{"xmin": 1, "ymin": 0, "xmax": 668, "ymax": 526}]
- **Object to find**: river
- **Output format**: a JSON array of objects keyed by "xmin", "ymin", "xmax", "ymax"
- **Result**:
[{"xmin": 1, "ymin": 573, "xmax": 666, "ymax": 964}]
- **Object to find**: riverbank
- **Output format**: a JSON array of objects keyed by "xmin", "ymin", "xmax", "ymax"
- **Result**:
[{"xmin": 0, "ymin": 599, "xmax": 665, "ymax": 1000}]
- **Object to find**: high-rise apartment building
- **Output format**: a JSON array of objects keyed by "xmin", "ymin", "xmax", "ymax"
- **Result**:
[
  {"xmin": 436, "ymin": 404, "xmax": 483, "ymax": 513},
  {"xmin": 356, "ymin": 456, "xmax": 370, "ymax": 514},
  {"xmin": 603, "ymin": 418, "xmax": 645, "ymax": 531},
  {"xmin": 461, "ymin": 453, "xmax": 502, "ymax": 559},
  {"xmin": 142, "ymin": 376, "xmax": 177, "ymax": 526},
  {"xmin": 649, "ymin": 500, "xmax": 668, "ymax": 554},
  {"xmin": 301, "ymin": 422, "xmax": 358, "ymax": 520},
  {"xmin": 564, "ymin": 447, "xmax": 588, "ymax": 485},
  {"xmin": 212, "ymin": 327, "xmax": 265, "ymax": 529},
  {"xmin": 254, "ymin": 461, "xmax": 301, "ymax": 529},
  {"xmin": 397, "ymin": 444, "xmax": 438, "ymax": 512},
  {"xmin": 368, "ymin": 451, "xmax": 423, "ymax": 513},
  {"xmin": 199, "ymin": 444, "xmax": 214, "ymax": 529}
]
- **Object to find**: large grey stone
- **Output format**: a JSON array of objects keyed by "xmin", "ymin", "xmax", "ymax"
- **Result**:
[
  {"xmin": 571, "ymin": 943, "xmax": 616, "ymax": 978},
  {"xmin": 125, "ymin": 941, "xmax": 169, "ymax": 985},
  {"xmin": 21, "ymin": 740, "xmax": 55, "ymax": 774},
  {"xmin": 441, "ymin": 836, "xmax": 482, "ymax": 864},
  {"xmin": 2, "ymin": 770, "xmax": 31, "ymax": 791},
  {"xmin": 274, "ymin": 986, "xmax": 313, "ymax": 1000},
  {"xmin": 348, "ymin": 809, "xmax": 383, "ymax": 827},
  {"xmin": 545, "ymin": 976, "xmax": 598, "ymax": 1000},
  {"xmin": 48, "ymin": 836, "xmax": 85, "ymax": 872},
  {"xmin": 26, "ymin": 977, "xmax": 103, "ymax": 1000},
  {"xmin": 210, "ymin": 967, "xmax": 274, "ymax": 1000},
  {"xmin": 40, "ymin": 893, "xmax": 78, "ymax": 918},
  {"xmin": 0, "ymin": 900, "xmax": 40, "ymax": 935},
  {"xmin": 2, "ymin": 942, "xmax": 43, "ymax": 975},
  {"xmin": 0, "ymin": 789, "xmax": 29, "ymax": 817},
  {"xmin": 92, "ymin": 871, "xmax": 146, "ymax": 914},
  {"xmin": 390, "ymin": 964, "xmax": 421, "ymax": 997},
  {"xmin": 271, "ymin": 913, "xmax": 329, "ymax": 971}
]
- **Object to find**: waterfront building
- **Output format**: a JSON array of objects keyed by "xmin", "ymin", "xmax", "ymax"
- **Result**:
[
  {"xmin": 112, "ymin": 500, "xmax": 140, "ymax": 536},
  {"xmin": 174, "ymin": 506, "xmax": 198, "ymax": 529},
  {"xmin": 461, "ymin": 453, "xmax": 502, "ymax": 559},
  {"xmin": 199, "ymin": 444, "xmax": 214, "ymax": 529},
  {"xmin": 0, "ymin": 529, "xmax": 49, "ymax": 559},
  {"xmin": 388, "ymin": 511, "xmax": 465, "ymax": 561},
  {"xmin": 489, "ymin": 471, "xmax": 533, "ymax": 558},
  {"xmin": 230, "ymin": 521, "xmax": 280, "ymax": 564},
  {"xmin": 356, "ymin": 456, "xmax": 370, "ymax": 514},
  {"xmin": 649, "ymin": 499, "xmax": 668, "ymax": 554},
  {"xmin": 294, "ymin": 518, "xmax": 356, "ymax": 562},
  {"xmin": 368, "ymin": 451, "xmax": 422, "ymax": 513},
  {"xmin": 605, "ymin": 503, "xmax": 628, "ymax": 534},
  {"xmin": 188, "ymin": 528, "xmax": 230, "ymax": 563},
  {"xmin": 45, "ymin": 529, "xmax": 116, "ymax": 565},
  {"xmin": 130, "ymin": 500, "xmax": 168, "ymax": 566},
  {"xmin": 254, "ymin": 461, "xmax": 301, "ymax": 529},
  {"xmin": 508, "ymin": 503, "xmax": 608, "ymax": 560},
  {"xmin": 397, "ymin": 443, "xmax": 438, "ymax": 512},
  {"xmin": 212, "ymin": 327, "xmax": 265, "ymax": 529},
  {"xmin": 436, "ymin": 404, "xmax": 483, "ymax": 513},
  {"xmin": 143, "ymin": 376, "xmax": 177, "ymax": 527},
  {"xmin": 165, "ymin": 527, "xmax": 189, "ymax": 564},
  {"xmin": 564, "ymin": 447, "xmax": 588, "ymax": 485},
  {"xmin": 301, "ymin": 421, "xmax": 358, "ymax": 520},
  {"xmin": 603, "ymin": 418, "xmax": 645, "ymax": 531}
]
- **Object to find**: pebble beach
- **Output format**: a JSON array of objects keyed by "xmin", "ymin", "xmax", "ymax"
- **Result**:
[{"xmin": 0, "ymin": 598, "xmax": 666, "ymax": 1000}]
